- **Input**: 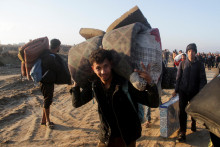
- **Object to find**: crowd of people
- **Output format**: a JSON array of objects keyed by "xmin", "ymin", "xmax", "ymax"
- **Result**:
[{"xmin": 163, "ymin": 49, "xmax": 220, "ymax": 70}]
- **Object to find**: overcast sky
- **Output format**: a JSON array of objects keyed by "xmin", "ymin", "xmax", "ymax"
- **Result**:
[{"xmin": 0, "ymin": 0, "xmax": 219, "ymax": 53}]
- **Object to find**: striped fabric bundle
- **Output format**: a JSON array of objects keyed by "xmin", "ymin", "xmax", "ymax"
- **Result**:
[
  {"xmin": 103, "ymin": 22, "xmax": 162, "ymax": 91},
  {"xmin": 132, "ymin": 28, "xmax": 162, "ymax": 84}
]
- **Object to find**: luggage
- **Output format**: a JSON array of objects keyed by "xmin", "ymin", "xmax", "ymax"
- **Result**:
[
  {"xmin": 68, "ymin": 36, "xmax": 102, "ymax": 88},
  {"xmin": 174, "ymin": 53, "xmax": 183, "ymax": 67},
  {"xmin": 106, "ymin": 5, "xmax": 151, "ymax": 32},
  {"xmin": 68, "ymin": 6, "xmax": 162, "ymax": 91},
  {"xmin": 160, "ymin": 96, "xmax": 180, "ymax": 138},
  {"xmin": 186, "ymin": 74, "xmax": 220, "ymax": 138},
  {"xmin": 18, "ymin": 37, "xmax": 49, "ymax": 80},
  {"xmin": 30, "ymin": 58, "xmax": 42, "ymax": 82},
  {"xmin": 103, "ymin": 22, "xmax": 162, "ymax": 91},
  {"xmin": 79, "ymin": 28, "xmax": 105, "ymax": 40}
]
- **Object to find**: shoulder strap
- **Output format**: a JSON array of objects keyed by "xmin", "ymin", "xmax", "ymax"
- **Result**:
[{"xmin": 122, "ymin": 81, "xmax": 137, "ymax": 113}]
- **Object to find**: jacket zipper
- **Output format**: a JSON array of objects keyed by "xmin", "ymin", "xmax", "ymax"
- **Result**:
[{"xmin": 111, "ymin": 86, "xmax": 127, "ymax": 145}]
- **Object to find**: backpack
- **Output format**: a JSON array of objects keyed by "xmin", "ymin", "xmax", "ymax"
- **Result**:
[
  {"xmin": 30, "ymin": 58, "xmax": 42, "ymax": 82},
  {"xmin": 30, "ymin": 54, "xmax": 56, "ymax": 83}
]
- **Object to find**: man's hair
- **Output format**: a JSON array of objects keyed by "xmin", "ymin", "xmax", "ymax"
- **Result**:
[
  {"xmin": 89, "ymin": 48, "xmax": 112, "ymax": 65},
  {"xmin": 182, "ymin": 53, "xmax": 186, "ymax": 57},
  {"xmin": 50, "ymin": 39, "xmax": 61, "ymax": 50}
]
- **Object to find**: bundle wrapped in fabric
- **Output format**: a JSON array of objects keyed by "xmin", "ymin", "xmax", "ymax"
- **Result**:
[
  {"xmin": 174, "ymin": 53, "xmax": 183, "ymax": 67},
  {"xmin": 103, "ymin": 22, "xmax": 162, "ymax": 91},
  {"xmin": 68, "ymin": 36, "xmax": 102, "ymax": 88},
  {"xmin": 186, "ymin": 74, "xmax": 220, "ymax": 138},
  {"xmin": 106, "ymin": 5, "xmax": 151, "ymax": 32},
  {"xmin": 68, "ymin": 6, "xmax": 162, "ymax": 91},
  {"xmin": 18, "ymin": 37, "xmax": 49, "ymax": 80},
  {"xmin": 79, "ymin": 28, "xmax": 105, "ymax": 40}
]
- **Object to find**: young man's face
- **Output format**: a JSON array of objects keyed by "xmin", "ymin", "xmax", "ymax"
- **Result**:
[
  {"xmin": 181, "ymin": 55, "xmax": 186, "ymax": 61},
  {"xmin": 187, "ymin": 49, "xmax": 196, "ymax": 61},
  {"xmin": 92, "ymin": 59, "xmax": 112, "ymax": 83}
]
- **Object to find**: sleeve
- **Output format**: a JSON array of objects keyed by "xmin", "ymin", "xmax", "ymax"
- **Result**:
[
  {"xmin": 199, "ymin": 62, "xmax": 207, "ymax": 90},
  {"xmin": 175, "ymin": 61, "xmax": 183, "ymax": 93},
  {"xmin": 129, "ymin": 83, "xmax": 159, "ymax": 108},
  {"xmin": 69, "ymin": 84, "xmax": 93, "ymax": 108}
]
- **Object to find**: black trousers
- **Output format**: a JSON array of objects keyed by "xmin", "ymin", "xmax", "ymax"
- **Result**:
[
  {"xmin": 178, "ymin": 90, "xmax": 196, "ymax": 133},
  {"xmin": 40, "ymin": 82, "xmax": 54, "ymax": 109}
]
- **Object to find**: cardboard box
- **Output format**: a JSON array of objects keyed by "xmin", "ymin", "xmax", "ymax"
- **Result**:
[{"xmin": 160, "ymin": 96, "xmax": 180, "ymax": 138}]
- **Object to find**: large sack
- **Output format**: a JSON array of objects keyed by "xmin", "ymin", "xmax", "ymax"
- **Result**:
[
  {"xmin": 103, "ymin": 22, "xmax": 162, "ymax": 91},
  {"xmin": 174, "ymin": 53, "xmax": 183, "ymax": 67},
  {"xmin": 106, "ymin": 6, "xmax": 151, "ymax": 33},
  {"xmin": 186, "ymin": 75, "xmax": 220, "ymax": 138},
  {"xmin": 68, "ymin": 36, "xmax": 102, "ymax": 88},
  {"xmin": 79, "ymin": 28, "xmax": 105, "ymax": 40},
  {"xmin": 21, "ymin": 37, "xmax": 49, "ymax": 80}
]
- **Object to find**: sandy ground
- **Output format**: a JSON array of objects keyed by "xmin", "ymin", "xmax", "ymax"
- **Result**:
[{"xmin": 0, "ymin": 65, "xmax": 218, "ymax": 147}]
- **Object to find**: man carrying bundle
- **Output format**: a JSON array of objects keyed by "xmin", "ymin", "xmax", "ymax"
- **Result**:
[
  {"xmin": 70, "ymin": 48, "xmax": 159, "ymax": 147},
  {"xmin": 40, "ymin": 39, "xmax": 62, "ymax": 129}
]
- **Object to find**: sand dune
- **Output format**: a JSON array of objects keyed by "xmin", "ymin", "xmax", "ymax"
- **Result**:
[{"xmin": 0, "ymin": 65, "xmax": 218, "ymax": 147}]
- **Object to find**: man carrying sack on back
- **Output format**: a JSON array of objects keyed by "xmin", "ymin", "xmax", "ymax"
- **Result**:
[
  {"xmin": 70, "ymin": 48, "xmax": 159, "ymax": 147},
  {"xmin": 40, "ymin": 39, "xmax": 63, "ymax": 129}
]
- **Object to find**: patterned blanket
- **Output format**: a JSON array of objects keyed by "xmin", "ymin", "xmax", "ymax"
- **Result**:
[
  {"xmin": 68, "ymin": 36, "xmax": 102, "ymax": 88},
  {"xmin": 103, "ymin": 22, "xmax": 162, "ymax": 91}
]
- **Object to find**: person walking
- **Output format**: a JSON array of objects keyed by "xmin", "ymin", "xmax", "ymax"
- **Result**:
[
  {"xmin": 40, "ymin": 39, "xmax": 62, "ymax": 129},
  {"xmin": 70, "ymin": 48, "xmax": 159, "ymax": 147},
  {"xmin": 172, "ymin": 43, "xmax": 207, "ymax": 142}
]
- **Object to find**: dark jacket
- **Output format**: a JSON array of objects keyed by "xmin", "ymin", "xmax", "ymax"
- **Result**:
[
  {"xmin": 40, "ymin": 50, "xmax": 61, "ymax": 74},
  {"xmin": 70, "ymin": 73, "xmax": 159, "ymax": 145},
  {"xmin": 175, "ymin": 58, "xmax": 207, "ymax": 96},
  {"xmin": 40, "ymin": 49, "xmax": 71, "ymax": 84}
]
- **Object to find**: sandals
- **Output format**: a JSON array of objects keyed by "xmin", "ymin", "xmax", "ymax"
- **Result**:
[
  {"xmin": 41, "ymin": 122, "xmax": 55, "ymax": 129},
  {"xmin": 41, "ymin": 122, "xmax": 46, "ymax": 126},
  {"xmin": 47, "ymin": 122, "xmax": 55, "ymax": 129}
]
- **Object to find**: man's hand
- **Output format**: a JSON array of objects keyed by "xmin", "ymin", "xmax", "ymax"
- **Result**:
[{"xmin": 134, "ymin": 62, "xmax": 152, "ymax": 84}]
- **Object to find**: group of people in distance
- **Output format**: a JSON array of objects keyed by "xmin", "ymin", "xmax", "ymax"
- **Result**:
[
  {"xmin": 38, "ymin": 40, "xmax": 219, "ymax": 146},
  {"xmin": 168, "ymin": 48, "xmax": 220, "ymax": 71}
]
